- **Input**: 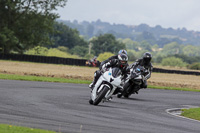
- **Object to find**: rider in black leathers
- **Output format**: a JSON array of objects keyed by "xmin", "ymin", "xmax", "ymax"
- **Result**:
[
  {"xmin": 131, "ymin": 52, "xmax": 153, "ymax": 89},
  {"xmin": 99, "ymin": 49, "xmax": 128, "ymax": 69},
  {"xmin": 89, "ymin": 51, "xmax": 129, "ymax": 91}
]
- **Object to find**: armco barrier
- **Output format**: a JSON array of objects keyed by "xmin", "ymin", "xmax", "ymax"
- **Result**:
[
  {"xmin": 153, "ymin": 67, "xmax": 200, "ymax": 76},
  {"xmin": 0, "ymin": 54, "xmax": 87, "ymax": 66},
  {"xmin": 0, "ymin": 53, "xmax": 200, "ymax": 76}
]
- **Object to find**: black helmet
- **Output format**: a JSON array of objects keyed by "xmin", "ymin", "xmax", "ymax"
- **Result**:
[
  {"xmin": 143, "ymin": 52, "xmax": 152, "ymax": 65},
  {"xmin": 118, "ymin": 53, "xmax": 128, "ymax": 66},
  {"xmin": 118, "ymin": 49, "xmax": 127, "ymax": 55}
]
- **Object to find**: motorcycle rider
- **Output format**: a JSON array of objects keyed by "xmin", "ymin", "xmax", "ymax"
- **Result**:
[
  {"xmin": 89, "ymin": 52, "xmax": 129, "ymax": 91},
  {"xmin": 131, "ymin": 52, "xmax": 153, "ymax": 89},
  {"xmin": 89, "ymin": 49, "xmax": 127, "ymax": 89},
  {"xmin": 99, "ymin": 49, "xmax": 128, "ymax": 69}
]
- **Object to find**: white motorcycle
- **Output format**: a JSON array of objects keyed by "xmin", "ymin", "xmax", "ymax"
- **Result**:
[{"xmin": 89, "ymin": 67, "xmax": 123, "ymax": 106}]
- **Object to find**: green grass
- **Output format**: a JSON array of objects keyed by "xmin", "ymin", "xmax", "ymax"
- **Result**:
[
  {"xmin": 0, "ymin": 73, "xmax": 91, "ymax": 84},
  {"xmin": 0, "ymin": 73, "xmax": 200, "ymax": 92},
  {"xmin": 181, "ymin": 108, "xmax": 200, "ymax": 121},
  {"xmin": 0, "ymin": 73, "xmax": 200, "ymax": 132},
  {"xmin": 148, "ymin": 85, "xmax": 200, "ymax": 92},
  {"xmin": 0, "ymin": 124, "xmax": 56, "ymax": 133}
]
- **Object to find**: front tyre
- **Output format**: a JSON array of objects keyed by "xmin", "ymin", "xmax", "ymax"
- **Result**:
[
  {"xmin": 89, "ymin": 99, "xmax": 93, "ymax": 105},
  {"xmin": 124, "ymin": 93, "xmax": 130, "ymax": 98},
  {"xmin": 117, "ymin": 93, "xmax": 122, "ymax": 98},
  {"xmin": 93, "ymin": 86, "xmax": 110, "ymax": 106},
  {"xmin": 123, "ymin": 82, "xmax": 133, "ymax": 98}
]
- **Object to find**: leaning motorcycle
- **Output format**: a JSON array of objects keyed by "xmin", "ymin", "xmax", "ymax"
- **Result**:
[
  {"xmin": 117, "ymin": 65, "xmax": 145, "ymax": 98},
  {"xmin": 89, "ymin": 67, "xmax": 123, "ymax": 106}
]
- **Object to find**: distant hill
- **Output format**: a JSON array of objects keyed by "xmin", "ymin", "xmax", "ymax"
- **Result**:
[{"xmin": 57, "ymin": 19, "xmax": 200, "ymax": 47}]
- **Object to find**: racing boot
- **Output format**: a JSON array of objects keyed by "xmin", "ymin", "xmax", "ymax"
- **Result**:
[
  {"xmin": 113, "ymin": 87, "xmax": 123, "ymax": 95},
  {"xmin": 89, "ymin": 83, "xmax": 94, "ymax": 90},
  {"xmin": 107, "ymin": 96, "xmax": 113, "ymax": 101},
  {"xmin": 89, "ymin": 70, "xmax": 101, "ymax": 90}
]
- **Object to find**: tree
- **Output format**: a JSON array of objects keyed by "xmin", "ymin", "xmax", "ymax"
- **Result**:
[
  {"xmin": 159, "ymin": 42, "xmax": 182, "ymax": 56},
  {"xmin": 140, "ymin": 41, "xmax": 152, "ymax": 51},
  {"xmin": 97, "ymin": 52, "xmax": 114, "ymax": 62},
  {"xmin": 127, "ymin": 50, "xmax": 137, "ymax": 61},
  {"xmin": 51, "ymin": 22, "xmax": 88, "ymax": 49},
  {"xmin": 0, "ymin": 27, "xmax": 19, "ymax": 53},
  {"xmin": 86, "ymin": 24, "xmax": 94, "ymax": 38},
  {"xmin": 182, "ymin": 45, "xmax": 200, "ymax": 56},
  {"xmin": 25, "ymin": 46, "xmax": 80, "ymax": 58},
  {"xmin": 172, "ymin": 54, "xmax": 200, "ymax": 64},
  {"xmin": 135, "ymin": 31, "xmax": 156, "ymax": 45},
  {"xmin": 121, "ymin": 38, "xmax": 139, "ymax": 51},
  {"xmin": 156, "ymin": 37, "xmax": 171, "ymax": 48},
  {"xmin": 0, "ymin": 0, "xmax": 67, "ymax": 54},
  {"xmin": 187, "ymin": 63, "xmax": 200, "ymax": 70},
  {"xmin": 90, "ymin": 34, "xmax": 126, "ymax": 56},
  {"xmin": 161, "ymin": 57, "xmax": 187, "ymax": 67},
  {"xmin": 71, "ymin": 46, "xmax": 88, "ymax": 57},
  {"xmin": 25, "ymin": 46, "xmax": 48, "ymax": 56}
]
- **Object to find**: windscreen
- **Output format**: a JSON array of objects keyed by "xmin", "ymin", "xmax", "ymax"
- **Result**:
[
  {"xmin": 135, "ymin": 65, "xmax": 145, "ymax": 73},
  {"xmin": 112, "ymin": 67, "xmax": 122, "ymax": 78}
]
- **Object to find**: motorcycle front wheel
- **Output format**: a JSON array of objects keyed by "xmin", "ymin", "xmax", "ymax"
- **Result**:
[
  {"xmin": 93, "ymin": 86, "xmax": 110, "ymax": 106},
  {"xmin": 119, "ymin": 82, "xmax": 131, "ymax": 98}
]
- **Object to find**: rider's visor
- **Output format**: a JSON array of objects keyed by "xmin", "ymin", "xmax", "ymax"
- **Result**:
[{"xmin": 120, "ymin": 61, "xmax": 127, "ymax": 64}]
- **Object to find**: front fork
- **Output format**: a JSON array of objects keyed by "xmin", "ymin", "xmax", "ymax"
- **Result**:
[{"xmin": 91, "ymin": 83, "xmax": 112, "ymax": 101}]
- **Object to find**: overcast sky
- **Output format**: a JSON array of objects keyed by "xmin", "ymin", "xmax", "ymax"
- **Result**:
[{"xmin": 56, "ymin": 0, "xmax": 200, "ymax": 31}]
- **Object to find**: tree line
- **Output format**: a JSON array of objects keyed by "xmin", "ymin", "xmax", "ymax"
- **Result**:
[
  {"xmin": 0, "ymin": 0, "xmax": 124, "ymax": 58},
  {"xmin": 1, "ymin": 1, "xmax": 200, "ymax": 70},
  {"xmin": 0, "ymin": 0, "xmax": 67, "ymax": 54},
  {"xmin": 59, "ymin": 19, "xmax": 200, "ymax": 46}
]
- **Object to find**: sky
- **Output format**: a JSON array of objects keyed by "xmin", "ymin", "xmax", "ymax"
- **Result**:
[{"xmin": 56, "ymin": 0, "xmax": 200, "ymax": 31}]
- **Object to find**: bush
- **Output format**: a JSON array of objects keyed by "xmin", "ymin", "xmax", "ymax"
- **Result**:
[
  {"xmin": 25, "ymin": 46, "xmax": 80, "ymax": 59},
  {"xmin": 187, "ymin": 62, "xmax": 200, "ymax": 70},
  {"xmin": 84, "ymin": 54, "xmax": 95, "ymax": 59},
  {"xmin": 57, "ymin": 46, "xmax": 69, "ymax": 53},
  {"xmin": 127, "ymin": 50, "xmax": 137, "ymax": 61},
  {"xmin": 161, "ymin": 57, "xmax": 187, "ymax": 67},
  {"xmin": 25, "ymin": 46, "xmax": 48, "ymax": 56},
  {"xmin": 97, "ymin": 52, "xmax": 114, "ymax": 62},
  {"xmin": 71, "ymin": 46, "xmax": 88, "ymax": 57}
]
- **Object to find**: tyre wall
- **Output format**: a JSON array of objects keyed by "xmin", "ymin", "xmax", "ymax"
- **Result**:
[
  {"xmin": 0, "ymin": 54, "xmax": 199, "ymax": 76},
  {"xmin": 0, "ymin": 54, "xmax": 87, "ymax": 66}
]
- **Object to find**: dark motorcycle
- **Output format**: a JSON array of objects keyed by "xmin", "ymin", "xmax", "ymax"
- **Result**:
[
  {"xmin": 85, "ymin": 57, "xmax": 100, "ymax": 67},
  {"xmin": 117, "ymin": 65, "xmax": 145, "ymax": 98}
]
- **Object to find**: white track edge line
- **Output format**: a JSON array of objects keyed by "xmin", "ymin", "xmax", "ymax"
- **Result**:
[{"xmin": 166, "ymin": 108, "xmax": 200, "ymax": 123}]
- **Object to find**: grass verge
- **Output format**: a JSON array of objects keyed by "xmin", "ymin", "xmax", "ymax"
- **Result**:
[
  {"xmin": 148, "ymin": 85, "xmax": 200, "ymax": 92},
  {"xmin": 181, "ymin": 108, "xmax": 200, "ymax": 121},
  {"xmin": 0, "ymin": 73, "xmax": 200, "ymax": 92},
  {"xmin": 0, "ymin": 124, "xmax": 56, "ymax": 133},
  {"xmin": 0, "ymin": 73, "xmax": 90, "ymax": 84}
]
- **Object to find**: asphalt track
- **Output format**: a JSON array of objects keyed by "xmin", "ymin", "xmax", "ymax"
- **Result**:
[{"xmin": 0, "ymin": 79, "xmax": 200, "ymax": 133}]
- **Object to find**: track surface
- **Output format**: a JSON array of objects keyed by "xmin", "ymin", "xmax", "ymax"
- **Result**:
[{"xmin": 0, "ymin": 79, "xmax": 200, "ymax": 133}]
